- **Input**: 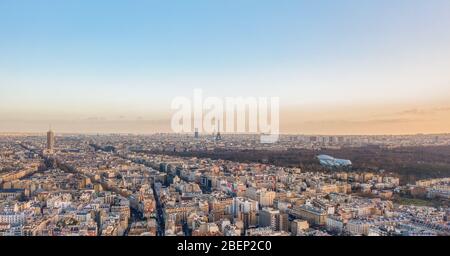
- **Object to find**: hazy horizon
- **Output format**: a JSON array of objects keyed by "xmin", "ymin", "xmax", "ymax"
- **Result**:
[{"xmin": 1, "ymin": 0, "xmax": 450, "ymax": 135}]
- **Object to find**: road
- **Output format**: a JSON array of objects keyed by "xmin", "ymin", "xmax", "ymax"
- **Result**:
[{"xmin": 91, "ymin": 144, "xmax": 166, "ymax": 236}]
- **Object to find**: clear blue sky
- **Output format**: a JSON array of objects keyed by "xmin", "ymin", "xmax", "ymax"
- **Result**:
[{"xmin": 1, "ymin": 0, "xmax": 450, "ymax": 133}]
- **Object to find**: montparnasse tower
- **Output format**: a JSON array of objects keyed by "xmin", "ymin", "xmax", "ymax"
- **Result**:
[{"xmin": 47, "ymin": 125, "xmax": 55, "ymax": 153}]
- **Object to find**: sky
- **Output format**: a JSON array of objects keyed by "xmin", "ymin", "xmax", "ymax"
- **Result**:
[{"xmin": 1, "ymin": 0, "xmax": 450, "ymax": 134}]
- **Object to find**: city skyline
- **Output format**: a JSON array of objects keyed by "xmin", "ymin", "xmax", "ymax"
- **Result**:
[
  {"xmin": 1, "ymin": 0, "xmax": 450, "ymax": 134},
  {"xmin": 2, "ymin": 132, "xmax": 450, "ymax": 237}
]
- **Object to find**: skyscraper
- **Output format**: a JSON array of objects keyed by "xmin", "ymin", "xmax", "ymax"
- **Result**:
[
  {"xmin": 47, "ymin": 128, "xmax": 55, "ymax": 153},
  {"xmin": 195, "ymin": 128, "xmax": 199, "ymax": 139}
]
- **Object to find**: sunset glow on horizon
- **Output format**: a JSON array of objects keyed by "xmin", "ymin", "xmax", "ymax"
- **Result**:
[{"xmin": 1, "ymin": 0, "xmax": 450, "ymax": 134}]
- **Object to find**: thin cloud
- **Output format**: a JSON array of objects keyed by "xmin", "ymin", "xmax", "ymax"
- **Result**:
[
  {"xmin": 302, "ymin": 118, "xmax": 415, "ymax": 126},
  {"xmin": 397, "ymin": 107, "xmax": 450, "ymax": 116},
  {"xmin": 397, "ymin": 109, "xmax": 429, "ymax": 115}
]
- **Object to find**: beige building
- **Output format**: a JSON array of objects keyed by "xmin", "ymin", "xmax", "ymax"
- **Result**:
[
  {"xmin": 291, "ymin": 219, "xmax": 309, "ymax": 235},
  {"xmin": 289, "ymin": 205, "xmax": 327, "ymax": 226}
]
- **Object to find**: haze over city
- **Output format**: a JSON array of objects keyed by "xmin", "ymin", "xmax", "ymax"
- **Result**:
[{"xmin": 1, "ymin": 0, "xmax": 450, "ymax": 134}]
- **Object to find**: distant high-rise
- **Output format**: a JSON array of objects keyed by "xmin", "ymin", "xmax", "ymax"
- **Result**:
[
  {"xmin": 328, "ymin": 136, "xmax": 334, "ymax": 144},
  {"xmin": 47, "ymin": 128, "xmax": 55, "ymax": 152},
  {"xmin": 195, "ymin": 128, "xmax": 199, "ymax": 139}
]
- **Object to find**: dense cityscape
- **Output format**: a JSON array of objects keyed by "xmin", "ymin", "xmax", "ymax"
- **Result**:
[{"xmin": 1, "ymin": 130, "xmax": 449, "ymax": 236}]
